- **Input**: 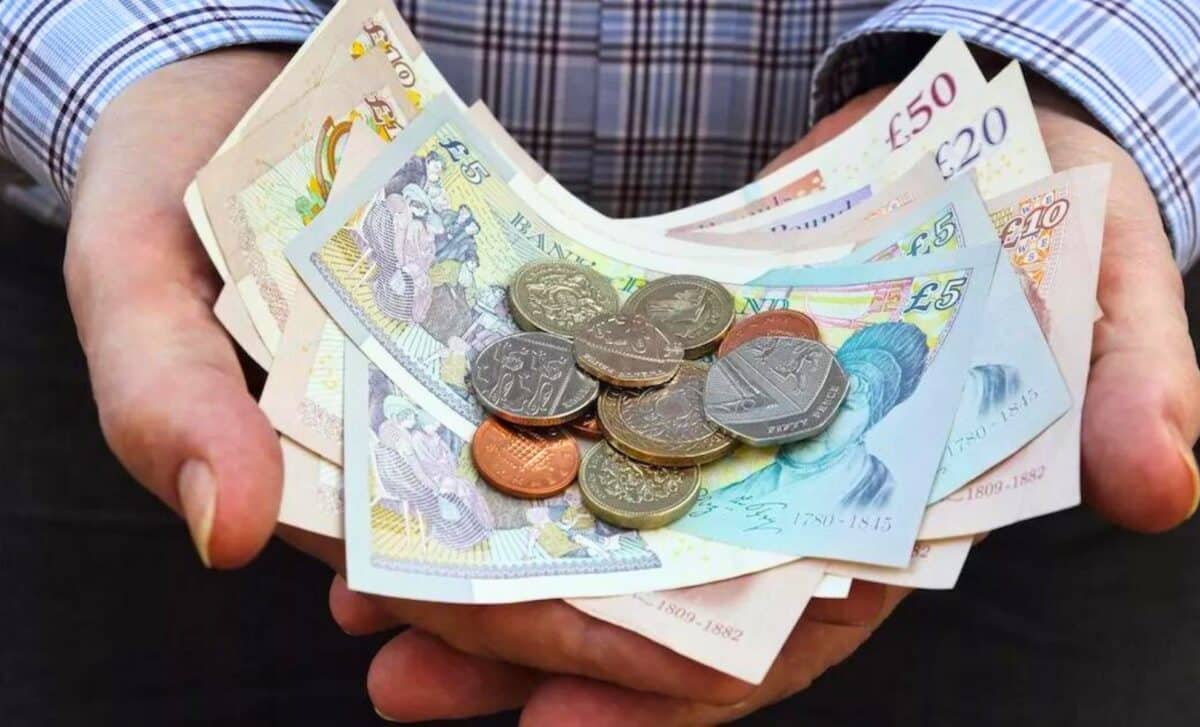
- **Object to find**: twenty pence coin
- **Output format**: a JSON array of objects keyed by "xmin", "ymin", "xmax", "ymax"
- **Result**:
[
  {"xmin": 470, "ymin": 332, "xmax": 599, "ymax": 426},
  {"xmin": 705, "ymin": 336, "xmax": 848, "ymax": 445},
  {"xmin": 508, "ymin": 260, "xmax": 620, "ymax": 337},
  {"xmin": 573, "ymin": 314, "xmax": 683, "ymax": 387},
  {"xmin": 578, "ymin": 442, "xmax": 700, "ymax": 529},
  {"xmin": 717, "ymin": 309, "xmax": 821, "ymax": 358},
  {"xmin": 471, "ymin": 417, "xmax": 579, "ymax": 498},
  {"xmin": 598, "ymin": 362, "xmax": 734, "ymax": 467},
  {"xmin": 623, "ymin": 275, "xmax": 735, "ymax": 358}
]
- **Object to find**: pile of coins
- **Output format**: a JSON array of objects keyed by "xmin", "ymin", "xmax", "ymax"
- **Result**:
[{"xmin": 468, "ymin": 261, "xmax": 847, "ymax": 530}]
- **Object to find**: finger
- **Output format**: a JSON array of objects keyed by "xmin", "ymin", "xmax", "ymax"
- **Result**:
[
  {"xmin": 375, "ymin": 597, "xmax": 756, "ymax": 705},
  {"xmin": 329, "ymin": 574, "xmax": 404, "ymax": 635},
  {"xmin": 368, "ymin": 629, "xmax": 539, "ymax": 722},
  {"xmin": 521, "ymin": 586, "xmax": 911, "ymax": 727},
  {"xmin": 801, "ymin": 580, "xmax": 888, "ymax": 626},
  {"xmin": 65, "ymin": 52, "xmax": 289, "ymax": 567},
  {"xmin": 1077, "ymin": 150, "xmax": 1200, "ymax": 530}
]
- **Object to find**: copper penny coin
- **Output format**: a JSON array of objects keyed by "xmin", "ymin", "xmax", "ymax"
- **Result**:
[
  {"xmin": 716, "ymin": 310, "xmax": 821, "ymax": 357},
  {"xmin": 471, "ymin": 417, "xmax": 579, "ymax": 499},
  {"xmin": 568, "ymin": 408, "xmax": 605, "ymax": 438}
]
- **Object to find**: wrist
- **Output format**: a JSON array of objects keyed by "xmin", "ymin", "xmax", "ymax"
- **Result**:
[{"xmin": 74, "ymin": 47, "xmax": 292, "ymax": 210}]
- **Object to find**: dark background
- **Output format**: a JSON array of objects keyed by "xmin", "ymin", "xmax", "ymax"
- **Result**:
[{"xmin": 2, "ymin": 191, "xmax": 1197, "ymax": 727}]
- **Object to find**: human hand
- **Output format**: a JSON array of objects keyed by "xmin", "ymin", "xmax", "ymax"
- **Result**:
[
  {"xmin": 66, "ymin": 49, "xmax": 292, "ymax": 567},
  {"xmin": 333, "ymin": 90, "xmax": 923, "ymax": 725},
  {"xmin": 328, "ymin": 575, "xmax": 903, "ymax": 723},
  {"xmin": 764, "ymin": 80, "xmax": 1200, "ymax": 533}
]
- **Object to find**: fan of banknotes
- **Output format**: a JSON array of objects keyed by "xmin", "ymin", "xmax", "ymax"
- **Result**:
[{"xmin": 185, "ymin": 0, "xmax": 1111, "ymax": 685}]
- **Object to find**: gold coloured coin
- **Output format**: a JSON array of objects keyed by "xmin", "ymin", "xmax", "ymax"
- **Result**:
[
  {"xmin": 623, "ymin": 275, "xmax": 735, "ymax": 358},
  {"xmin": 578, "ymin": 442, "xmax": 700, "ymax": 530},
  {"xmin": 508, "ymin": 260, "xmax": 620, "ymax": 338},
  {"xmin": 573, "ymin": 313, "xmax": 683, "ymax": 388},
  {"xmin": 598, "ymin": 362, "xmax": 734, "ymax": 467}
]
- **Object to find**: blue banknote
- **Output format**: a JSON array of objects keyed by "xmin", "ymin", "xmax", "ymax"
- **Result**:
[{"xmin": 751, "ymin": 177, "xmax": 1070, "ymax": 502}]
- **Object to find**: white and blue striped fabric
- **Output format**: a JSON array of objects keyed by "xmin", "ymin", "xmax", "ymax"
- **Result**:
[{"xmin": 2, "ymin": 1, "xmax": 1197, "ymax": 267}]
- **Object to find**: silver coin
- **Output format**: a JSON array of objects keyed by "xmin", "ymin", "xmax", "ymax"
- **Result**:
[
  {"xmin": 470, "ymin": 332, "xmax": 599, "ymax": 426},
  {"xmin": 704, "ymin": 336, "xmax": 848, "ymax": 445}
]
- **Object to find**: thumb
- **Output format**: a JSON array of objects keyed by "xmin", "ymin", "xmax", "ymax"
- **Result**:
[
  {"xmin": 65, "ymin": 214, "xmax": 283, "ymax": 568},
  {"xmin": 63, "ymin": 50, "xmax": 287, "ymax": 568}
]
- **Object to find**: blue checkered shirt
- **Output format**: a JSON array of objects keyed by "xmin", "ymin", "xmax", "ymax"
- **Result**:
[{"xmin": 2, "ymin": 1, "xmax": 1198, "ymax": 266}]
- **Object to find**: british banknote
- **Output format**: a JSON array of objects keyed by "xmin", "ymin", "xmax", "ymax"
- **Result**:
[
  {"xmin": 290, "ymin": 97, "xmax": 997, "ymax": 565},
  {"xmin": 749, "ymin": 177, "xmax": 1070, "ymax": 502},
  {"xmin": 197, "ymin": 52, "xmax": 414, "ymax": 352},
  {"xmin": 918, "ymin": 165, "xmax": 1110, "ymax": 538},
  {"xmin": 629, "ymin": 33, "xmax": 988, "ymax": 234},
  {"xmin": 723, "ymin": 62, "xmax": 1052, "ymax": 236}
]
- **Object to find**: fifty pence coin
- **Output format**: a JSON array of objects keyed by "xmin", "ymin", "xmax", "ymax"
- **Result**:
[
  {"xmin": 598, "ymin": 362, "xmax": 734, "ymax": 467},
  {"xmin": 717, "ymin": 309, "xmax": 821, "ymax": 358},
  {"xmin": 573, "ymin": 313, "xmax": 683, "ymax": 388},
  {"xmin": 470, "ymin": 332, "xmax": 599, "ymax": 426},
  {"xmin": 471, "ymin": 417, "xmax": 579, "ymax": 499},
  {"xmin": 623, "ymin": 275, "xmax": 735, "ymax": 358},
  {"xmin": 508, "ymin": 260, "xmax": 620, "ymax": 337},
  {"xmin": 705, "ymin": 336, "xmax": 848, "ymax": 446},
  {"xmin": 578, "ymin": 441, "xmax": 701, "ymax": 530}
]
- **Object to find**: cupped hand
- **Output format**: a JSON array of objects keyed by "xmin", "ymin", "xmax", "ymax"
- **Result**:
[
  {"xmin": 336, "ymin": 88, "xmax": 915, "ymax": 724},
  {"xmin": 328, "ymin": 576, "xmax": 901, "ymax": 724},
  {"xmin": 66, "ymin": 49, "xmax": 292, "ymax": 567},
  {"xmin": 355, "ymin": 71, "xmax": 1200, "ymax": 723},
  {"xmin": 764, "ymin": 81, "xmax": 1200, "ymax": 532}
]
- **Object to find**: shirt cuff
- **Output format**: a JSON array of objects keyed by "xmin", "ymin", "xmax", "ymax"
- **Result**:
[
  {"xmin": 0, "ymin": 1, "xmax": 325, "ymax": 200},
  {"xmin": 811, "ymin": 0, "xmax": 1200, "ymax": 270}
]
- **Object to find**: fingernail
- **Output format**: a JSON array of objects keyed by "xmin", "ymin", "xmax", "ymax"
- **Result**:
[
  {"xmin": 178, "ymin": 459, "xmax": 216, "ymax": 567},
  {"xmin": 374, "ymin": 707, "xmax": 400, "ymax": 723},
  {"xmin": 1183, "ymin": 444, "xmax": 1200, "ymax": 520}
]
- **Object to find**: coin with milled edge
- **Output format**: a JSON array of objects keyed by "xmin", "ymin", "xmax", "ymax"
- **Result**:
[
  {"xmin": 573, "ymin": 314, "xmax": 683, "ymax": 387},
  {"xmin": 717, "ymin": 310, "xmax": 821, "ymax": 358},
  {"xmin": 578, "ymin": 442, "xmax": 701, "ymax": 529},
  {"xmin": 623, "ymin": 275, "xmax": 735, "ymax": 358},
  {"xmin": 471, "ymin": 417, "xmax": 579, "ymax": 498},
  {"xmin": 598, "ymin": 362, "xmax": 734, "ymax": 466},
  {"xmin": 470, "ymin": 332, "xmax": 599, "ymax": 426},
  {"xmin": 568, "ymin": 408, "xmax": 604, "ymax": 438},
  {"xmin": 508, "ymin": 260, "xmax": 620, "ymax": 337},
  {"xmin": 705, "ymin": 336, "xmax": 848, "ymax": 445}
]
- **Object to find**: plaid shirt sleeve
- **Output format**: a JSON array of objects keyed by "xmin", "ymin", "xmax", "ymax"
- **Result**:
[
  {"xmin": 0, "ymin": 1, "xmax": 330, "ymax": 200},
  {"xmin": 812, "ymin": 0, "xmax": 1200, "ymax": 269}
]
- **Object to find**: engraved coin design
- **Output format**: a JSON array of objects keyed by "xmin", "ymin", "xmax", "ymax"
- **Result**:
[
  {"xmin": 705, "ymin": 336, "xmax": 849, "ymax": 445},
  {"xmin": 470, "ymin": 332, "xmax": 599, "ymax": 426},
  {"xmin": 598, "ymin": 362, "xmax": 734, "ymax": 466},
  {"xmin": 578, "ymin": 441, "xmax": 701, "ymax": 529},
  {"xmin": 509, "ymin": 260, "xmax": 620, "ymax": 338},
  {"xmin": 573, "ymin": 314, "xmax": 683, "ymax": 387},
  {"xmin": 717, "ymin": 310, "xmax": 821, "ymax": 358},
  {"xmin": 623, "ymin": 275, "xmax": 735, "ymax": 358},
  {"xmin": 568, "ymin": 408, "xmax": 605, "ymax": 438},
  {"xmin": 471, "ymin": 417, "xmax": 579, "ymax": 498}
]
